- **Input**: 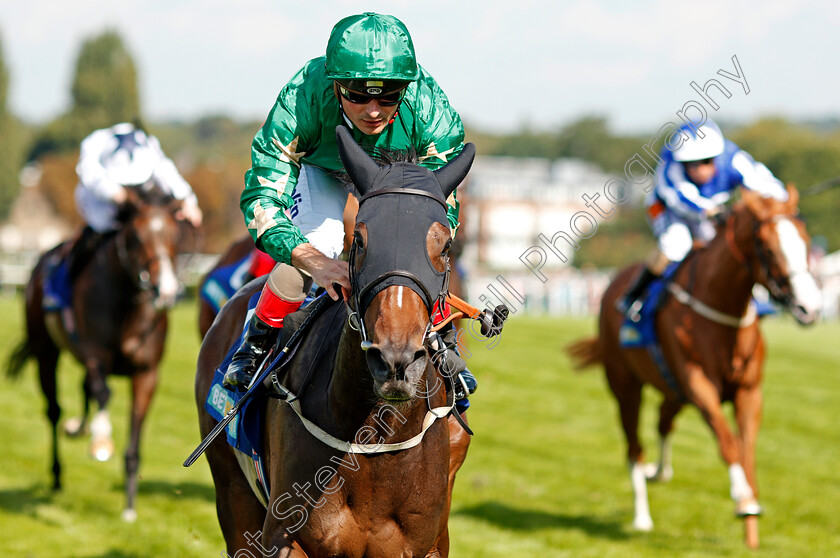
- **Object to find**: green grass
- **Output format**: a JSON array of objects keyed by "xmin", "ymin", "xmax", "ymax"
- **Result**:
[{"xmin": 1, "ymin": 295, "xmax": 838, "ymax": 557}]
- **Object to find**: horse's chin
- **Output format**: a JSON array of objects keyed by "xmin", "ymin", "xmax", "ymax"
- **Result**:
[{"xmin": 375, "ymin": 380, "xmax": 416, "ymax": 402}]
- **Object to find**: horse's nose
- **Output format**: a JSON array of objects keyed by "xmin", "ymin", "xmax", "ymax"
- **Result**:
[
  {"xmin": 366, "ymin": 345, "xmax": 427, "ymax": 382},
  {"xmin": 790, "ymin": 272, "xmax": 822, "ymax": 326},
  {"xmin": 365, "ymin": 344, "xmax": 427, "ymax": 401}
]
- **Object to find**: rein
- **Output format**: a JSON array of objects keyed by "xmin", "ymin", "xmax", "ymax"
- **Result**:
[
  {"xmin": 667, "ymin": 283, "xmax": 757, "ymax": 328},
  {"xmin": 673, "ymin": 208, "xmax": 793, "ymax": 328}
]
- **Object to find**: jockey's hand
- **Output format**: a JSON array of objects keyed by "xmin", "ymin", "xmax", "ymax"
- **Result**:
[
  {"xmin": 112, "ymin": 186, "xmax": 128, "ymax": 204},
  {"xmin": 177, "ymin": 201, "xmax": 203, "ymax": 228},
  {"xmin": 291, "ymin": 243, "xmax": 350, "ymax": 302},
  {"xmin": 704, "ymin": 206, "xmax": 723, "ymax": 219}
]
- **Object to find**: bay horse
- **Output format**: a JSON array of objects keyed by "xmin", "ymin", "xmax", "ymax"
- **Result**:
[
  {"xmin": 6, "ymin": 185, "xmax": 187, "ymax": 521},
  {"xmin": 195, "ymin": 127, "xmax": 475, "ymax": 557},
  {"xmin": 566, "ymin": 185, "xmax": 821, "ymax": 548}
]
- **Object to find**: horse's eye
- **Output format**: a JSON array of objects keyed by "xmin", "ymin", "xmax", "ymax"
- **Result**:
[
  {"xmin": 354, "ymin": 232, "xmax": 365, "ymax": 252},
  {"xmin": 442, "ymin": 239, "xmax": 452, "ymax": 256}
]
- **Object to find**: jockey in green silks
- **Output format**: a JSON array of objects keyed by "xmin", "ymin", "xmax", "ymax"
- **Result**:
[{"xmin": 225, "ymin": 13, "xmax": 475, "ymax": 401}]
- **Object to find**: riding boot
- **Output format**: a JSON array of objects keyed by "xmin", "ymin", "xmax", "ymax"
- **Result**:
[
  {"xmin": 442, "ymin": 326, "xmax": 476, "ymax": 401},
  {"xmin": 614, "ymin": 266, "xmax": 658, "ymax": 322},
  {"xmin": 223, "ymin": 286, "xmax": 303, "ymax": 390}
]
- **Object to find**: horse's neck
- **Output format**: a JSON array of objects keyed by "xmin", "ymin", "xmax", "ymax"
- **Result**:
[{"xmin": 689, "ymin": 227, "xmax": 755, "ymax": 315}]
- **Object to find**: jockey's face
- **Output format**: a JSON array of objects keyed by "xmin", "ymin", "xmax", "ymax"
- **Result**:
[
  {"xmin": 683, "ymin": 158, "xmax": 716, "ymax": 185},
  {"xmin": 339, "ymin": 95, "xmax": 399, "ymax": 136}
]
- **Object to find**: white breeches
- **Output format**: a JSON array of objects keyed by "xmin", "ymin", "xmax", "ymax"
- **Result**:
[
  {"xmin": 75, "ymin": 184, "xmax": 120, "ymax": 233},
  {"xmin": 289, "ymin": 165, "xmax": 348, "ymax": 260}
]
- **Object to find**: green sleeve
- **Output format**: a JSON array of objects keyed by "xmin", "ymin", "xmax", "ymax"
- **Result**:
[{"xmin": 241, "ymin": 77, "xmax": 313, "ymax": 264}]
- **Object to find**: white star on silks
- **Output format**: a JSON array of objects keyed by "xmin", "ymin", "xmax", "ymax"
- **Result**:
[
  {"xmin": 419, "ymin": 142, "xmax": 458, "ymax": 163},
  {"xmin": 272, "ymin": 136, "xmax": 307, "ymax": 167},
  {"xmin": 257, "ymin": 173, "xmax": 290, "ymax": 194},
  {"xmin": 246, "ymin": 202, "xmax": 282, "ymax": 237}
]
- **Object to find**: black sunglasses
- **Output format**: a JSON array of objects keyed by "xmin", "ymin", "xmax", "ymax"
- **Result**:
[
  {"xmin": 684, "ymin": 158, "xmax": 715, "ymax": 167},
  {"xmin": 338, "ymin": 85, "xmax": 405, "ymax": 107}
]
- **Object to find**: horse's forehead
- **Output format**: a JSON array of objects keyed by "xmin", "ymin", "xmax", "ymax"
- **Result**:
[
  {"xmin": 147, "ymin": 214, "xmax": 167, "ymax": 232},
  {"xmin": 774, "ymin": 217, "xmax": 807, "ymax": 252}
]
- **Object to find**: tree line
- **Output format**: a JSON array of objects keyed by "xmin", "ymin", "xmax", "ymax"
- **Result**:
[{"xmin": 1, "ymin": 29, "xmax": 838, "ymax": 263}]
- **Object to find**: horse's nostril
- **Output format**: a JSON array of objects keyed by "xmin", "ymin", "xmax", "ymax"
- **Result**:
[{"xmin": 365, "ymin": 347, "xmax": 389, "ymax": 380}]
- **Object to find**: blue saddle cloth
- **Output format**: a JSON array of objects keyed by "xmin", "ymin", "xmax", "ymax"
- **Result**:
[
  {"xmin": 203, "ymin": 291, "xmax": 318, "ymax": 505},
  {"xmin": 199, "ymin": 254, "xmax": 251, "ymax": 314},
  {"xmin": 618, "ymin": 264, "xmax": 684, "ymax": 397},
  {"xmin": 43, "ymin": 257, "xmax": 72, "ymax": 312},
  {"xmin": 204, "ymin": 290, "xmax": 274, "ymax": 503},
  {"xmin": 619, "ymin": 263, "xmax": 680, "ymax": 349}
]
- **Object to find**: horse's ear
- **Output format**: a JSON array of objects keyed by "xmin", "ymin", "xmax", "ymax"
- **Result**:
[
  {"xmin": 785, "ymin": 183, "xmax": 799, "ymax": 212},
  {"xmin": 434, "ymin": 143, "xmax": 476, "ymax": 199},
  {"xmin": 335, "ymin": 126, "xmax": 379, "ymax": 196}
]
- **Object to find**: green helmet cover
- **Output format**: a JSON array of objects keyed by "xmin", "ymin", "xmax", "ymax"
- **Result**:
[{"xmin": 325, "ymin": 12, "xmax": 419, "ymax": 81}]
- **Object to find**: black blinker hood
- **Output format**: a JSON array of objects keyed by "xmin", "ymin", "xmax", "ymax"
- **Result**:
[{"xmin": 335, "ymin": 126, "xmax": 476, "ymax": 315}]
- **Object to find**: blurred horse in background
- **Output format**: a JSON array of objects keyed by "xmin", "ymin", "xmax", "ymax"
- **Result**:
[
  {"xmin": 7, "ymin": 184, "xmax": 188, "ymax": 521},
  {"xmin": 566, "ymin": 186, "xmax": 821, "ymax": 548}
]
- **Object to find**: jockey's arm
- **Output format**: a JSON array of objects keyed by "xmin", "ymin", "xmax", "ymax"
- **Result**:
[
  {"xmin": 146, "ymin": 136, "xmax": 203, "ymax": 226},
  {"xmin": 241, "ymin": 86, "xmax": 315, "ymax": 268},
  {"xmin": 731, "ymin": 150, "xmax": 788, "ymax": 201}
]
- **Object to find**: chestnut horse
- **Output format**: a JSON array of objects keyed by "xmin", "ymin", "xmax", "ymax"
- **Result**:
[
  {"xmin": 195, "ymin": 127, "xmax": 475, "ymax": 557},
  {"xmin": 566, "ymin": 186, "xmax": 821, "ymax": 548},
  {"xmin": 7, "ymin": 186, "xmax": 187, "ymax": 521}
]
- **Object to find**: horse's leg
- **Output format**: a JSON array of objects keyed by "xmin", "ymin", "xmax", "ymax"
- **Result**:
[
  {"xmin": 121, "ymin": 367, "xmax": 158, "ymax": 522},
  {"xmin": 84, "ymin": 358, "xmax": 114, "ymax": 462},
  {"xmin": 645, "ymin": 399, "xmax": 682, "ymax": 482},
  {"xmin": 36, "ymin": 343, "xmax": 62, "ymax": 490},
  {"xmin": 64, "ymin": 377, "xmax": 92, "ymax": 437},
  {"xmin": 604, "ymin": 362, "xmax": 652, "ymax": 531},
  {"xmin": 733, "ymin": 384, "xmax": 763, "ymax": 515},
  {"xmin": 684, "ymin": 364, "xmax": 754, "ymax": 507}
]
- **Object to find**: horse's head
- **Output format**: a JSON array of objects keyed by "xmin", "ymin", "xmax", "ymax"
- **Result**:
[
  {"xmin": 117, "ymin": 185, "xmax": 183, "ymax": 309},
  {"xmin": 739, "ymin": 185, "xmax": 822, "ymax": 325},
  {"xmin": 336, "ymin": 126, "xmax": 475, "ymax": 401}
]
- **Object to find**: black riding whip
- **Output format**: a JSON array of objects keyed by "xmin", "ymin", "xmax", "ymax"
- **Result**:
[{"xmin": 183, "ymin": 292, "xmax": 335, "ymax": 467}]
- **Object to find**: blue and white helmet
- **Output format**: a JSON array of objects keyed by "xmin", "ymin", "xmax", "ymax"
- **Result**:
[
  {"xmin": 672, "ymin": 120, "xmax": 725, "ymax": 162},
  {"xmin": 101, "ymin": 123, "xmax": 159, "ymax": 186}
]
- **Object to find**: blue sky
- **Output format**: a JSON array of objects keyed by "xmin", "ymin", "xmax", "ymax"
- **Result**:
[{"xmin": 2, "ymin": 0, "xmax": 838, "ymax": 133}]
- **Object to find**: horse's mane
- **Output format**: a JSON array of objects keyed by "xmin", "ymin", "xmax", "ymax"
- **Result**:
[{"xmin": 331, "ymin": 147, "xmax": 419, "ymax": 198}]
